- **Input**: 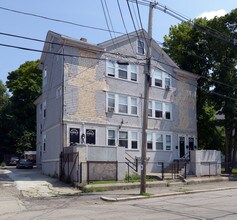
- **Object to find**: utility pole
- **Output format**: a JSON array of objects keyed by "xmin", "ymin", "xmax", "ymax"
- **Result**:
[{"xmin": 140, "ymin": 1, "xmax": 155, "ymax": 194}]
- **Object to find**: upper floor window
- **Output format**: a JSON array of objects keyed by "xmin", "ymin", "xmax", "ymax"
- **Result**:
[
  {"xmin": 156, "ymin": 134, "xmax": 163, "ymax": 150},
  {"xmin": 130, "ymin": 64, "xmax": 137, "ymax": 81},
  {"xmin": 106, "ymin": 60, "xmax": 138, "ymax": 82},
  {"xmin": 43, "ymin": 67, "xmax": 47, "ymax": 86},
  {"xmin": 154, "ymin": 70, "xmax": 162, "ymax": 87},
  {"xmin": 148, "ymin": 100, "xmax": 172, "ymax": 120},
  {"xmin": 108, "ymin": 60, "xmax": 115, "ymax": 77},
  {"xmin": 118, "ymin": 64, "xmax": 128, "ymax": 79},
  {"xmin": 165, "ymin": 103, "xmax": 171, "ymax": 119},
  {"xmin": 108, "ymin": 94, "xmax": 115, "ymax": 112},
  {"xmin": 130, "ymin": 97, "xmax": 138, "ymax": 115},
  {"xmin": 137, "ymin": 40, "xmax": 145, "ymax": 55},
  {"xmin": 155, "ymin": 101, "xmax": 163, "ymax": 118},
  {"xmin": 43, "ymin": 100, "xmax": 47, "ymax": 118},
  {"xmin": 118, "ymin": 95, "xmax": 128, "ymax": 114},
  {"xmin": 152, "ymin": 69, "xmax": 172, "ymax": 89},
  {"xmin": 107, "ymin": 93, "xmax": 138, "ymax": 116}
]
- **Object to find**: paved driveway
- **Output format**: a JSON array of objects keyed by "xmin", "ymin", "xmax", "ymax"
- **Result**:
[{"xmin": 1, "ymin": 167, "xmax": 80, "ymax": 197}]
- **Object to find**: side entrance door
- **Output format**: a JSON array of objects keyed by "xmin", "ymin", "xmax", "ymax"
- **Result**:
[{"xmin": 179, "ymin": 136, "xmax": 185, "ymax": 158}]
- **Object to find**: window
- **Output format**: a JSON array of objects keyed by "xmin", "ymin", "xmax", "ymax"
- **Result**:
[
  {"xmin": 156, "ymin": 134, "xmax": 163, "ymax": 150},
  {"xmin": 164, "ymin": 73, "xmax": 171, "ymax": 88},
  {"xmin": 166, "ymin": 135, "xmax": 171, "ymax": 150},
  {"xmin": 138, "ymin": 40, "xmax": 145, "ymax": 55},
  {"xmin": 155, "ymin": 101, "xmax": 162, "ymax": 118},
  {"xmin": 108, "ymin": 94, "xmax": 115, "ymax": 111},
  {"xmin": 119, "ymin": 95, "xmax": 128, "ymax": 113},
  {"xmin": 154, "ymin": 70, "xmax": 162, "ymax": 87},
  {"xmin": 119, "ymin": 131, "xmax": 128, "ymax": 148},
  {"xmin": 130, "ymin": 64, "xmax": 137, "ymax": 81},
  {"xmin": 108, "ymin": 130, "xmax": 116, "ymax": 146},
  {"xmin": 107, "ymin": 60, "xmax": 115, "ymax": 77},
  {"xmin": 43, "ymin": 100, "xmax": 47, "ymax": 118},
  {"xmin": 147, "ymin": 133, "xmax": 153, "ymax": 150},
  {"xmin": 131, "ymin": 97, "xmax": 138, "ymax": 115},
  {"xmin": 43, "ymin": 135, "xmax": 46, "ymax": 151},
  {"xmin": 165, "ymin": 103, "xmax": 171, "ymax": 119},
  {"xmin": 43, "ymin": 67, "xmax": 47, "ymax": 86},
  {"xmin": 148, "ymin": 101, "xmax": 152, "ymax": 117},
  {"xmin": 131, "ymin": 132, "xmax": 138, "ymax": 149},
  {"xmin": 118, "ymin": 64, "xmax": 128, "ymax": 79}
]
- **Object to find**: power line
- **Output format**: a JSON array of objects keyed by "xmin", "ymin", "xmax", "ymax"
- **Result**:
[{"xmin": 0, "ymin": 6, "xmax": 124, "ymax": 35}]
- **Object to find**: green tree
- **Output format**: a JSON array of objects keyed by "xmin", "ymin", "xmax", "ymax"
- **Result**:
[
  {"xmin": 6, "ymin": 60, "xmax": 42, "ymax": 154},
  {"xmin": 163, "ymin": 9, "xmax": 237, "ymax": 172}
]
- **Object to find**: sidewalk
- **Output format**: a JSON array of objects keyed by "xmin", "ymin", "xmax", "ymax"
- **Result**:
[
  {"xmin": 86, "ymin": 175, "xmax": 237, "ymax": 202},
  {"xmin": 1, "ymin": 167, "xmax": 237, "ymax": 201}
]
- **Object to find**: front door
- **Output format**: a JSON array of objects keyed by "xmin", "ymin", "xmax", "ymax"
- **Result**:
[
  {"xmin": 86, "ymin": 129, "xmax": 96, "ymax": 144},
  {"xmin": 179, "ymin": 136, "xmax": 185, "ymax": 158},
  {"xmin": 189, "ymin": 137, "xmax": 194, "ymax": 150}
]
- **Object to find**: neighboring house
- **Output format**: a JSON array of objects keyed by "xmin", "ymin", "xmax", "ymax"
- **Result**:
[{"xmin": 35, "ymin": 29, "xmax": 199, "ymax": 179}]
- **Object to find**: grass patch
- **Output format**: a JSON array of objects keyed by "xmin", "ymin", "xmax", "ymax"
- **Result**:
[
  {"xmin": 176, "ymin": 187, "xmax": 189, "ymax": 193},
  {"xmin": 141, "ymin": 192, "xmax": 152, "ymax": 197},
  {"xmin": 81, "ymin": 187, "xmax": 107, "ymax": 193}
]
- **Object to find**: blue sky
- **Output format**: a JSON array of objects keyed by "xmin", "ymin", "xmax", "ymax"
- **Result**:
[{"xmin": 0, "ymin": 0, "xmax": 236, "ymax": 84}]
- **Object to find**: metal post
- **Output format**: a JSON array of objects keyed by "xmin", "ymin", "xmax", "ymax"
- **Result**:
[
  {"xmin": 140, "ymin": 1, "xmax": 156, "ymax": 195},
  {"xmin": 162, "ymin": 162, "xmax": 164, "ymax": 180}
]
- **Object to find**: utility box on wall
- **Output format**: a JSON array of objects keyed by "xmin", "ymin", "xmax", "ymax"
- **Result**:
[{"xmin": 190, "ymin": 150, "xmax": 221, "ymax": 177}]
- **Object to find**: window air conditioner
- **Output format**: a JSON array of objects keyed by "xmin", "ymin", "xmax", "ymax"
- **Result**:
[{"xmin": 108, "ymin": 106, "xmax": 114, "ymax": 112}]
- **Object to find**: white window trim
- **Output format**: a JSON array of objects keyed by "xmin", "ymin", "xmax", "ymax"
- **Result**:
[
  {"xmin": 106, "ymin": 59, "xmax": 138, "ymax": 83},
  {"xmin": 147, "ymin": 132, "xmax": 173, "ymax": 151},
  {"xmin": 148, "ymin": 100, "xmax": 172, "ymax": 120},
  {"xmin": 137, "ymin": 39, "xmax": 146, "ymax": 55},
  {"xmin": 43, "ymin": 67, "xmax": 47, "ymax": 87},
  {"xmin": 151, "ymin": 69, "xmax": 172, "ymax": 89},
  {"xmin": 107, "ymin": 129, "xmax": 139, "ymax": 150},
  {"xmin": 106, "ymin": 93, "xmax": 139, "ymax": 116}
]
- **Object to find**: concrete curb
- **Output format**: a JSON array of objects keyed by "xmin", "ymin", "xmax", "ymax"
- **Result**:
[{"xmin": 101, "ymin": 186, "xmax": 237, "ymax": 202}]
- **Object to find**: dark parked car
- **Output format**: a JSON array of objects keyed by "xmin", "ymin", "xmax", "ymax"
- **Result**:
[
  {"xmin": 9, "ymin": 157, "xmax": 19, "ymax": 166},
  {"xmin": 16, "ymin": 159, "xmax": 33, "ymax": 169}
]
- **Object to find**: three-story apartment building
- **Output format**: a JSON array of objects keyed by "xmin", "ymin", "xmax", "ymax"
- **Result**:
[{"xmin": 35, "ymin": 29, "xmax": 198, "ymax": 177}]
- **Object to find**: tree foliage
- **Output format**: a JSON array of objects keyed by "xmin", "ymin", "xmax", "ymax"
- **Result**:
[
  {"xmin": 4, "ymin": 60, "xmax": 42, "ymax": 154},
  {"xmin": 164, "ymin": 9, "xmax": 237, "ymax": 171}
]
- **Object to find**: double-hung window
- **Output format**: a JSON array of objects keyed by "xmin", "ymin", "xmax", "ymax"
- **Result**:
[
  {"xmin": 154, "ymin": 70, "xmax": 162, "ymax": 87},
  {"xmin": 165, "ymin": 103, "xmax": 171, "ymax": 119},
  {"xmin": 148, "ymin": 101, "xmax": 152, "ymax": 117},
  {"xmin": 147, "ymin": 133, "xmax": 153, "ymax": 150},
  {"xmin": 119, "ymin": 95, "xmax": 128, "ymax": 114},
  {"xmin": 155, "ymin": 101, "xmax": 162, "ymax": 118},
  {"xmin": 166, "ymin": 135, "xmax": 171, "ymax": 150},
  {"xmin": 138, "ymin": 40, "xmax": 145, "ymax": 55},
  {"xmin": 156, "ymin": 134, "xmax": 163, "ymax": 150},
  {"xmin": 131, "ymin": 132, "xmax": 138, "ymax": 149},
  {"xmin": 130, "ymin": 64, "xmax": 137, "ymax": 81},
  {"xmin": 108, "ymin": 94, "xmax": 115, "ymax": 112},
  {"xmin": 108, "ymin": 60, "xmax": 115, "ymax": 77},
  {"xmin": 43, "ymin": 67, "xmax": 47, "ymax": 86},
  {"xmin": 130, "ymin": 97, "xmax": 138, "ymax": 115},
  {"xmin": 164, "ymin": 73, "xmax": 171, "ymax": 88},
  {"xmin": 119, "ymin": 131, "xmax": 128, "ymax": 148},
  {"xmin": 108, "ymin": 130, "xmax": 116, "ymax": 146},
  {"xmin": 118, "ymin": 64, "xmax": 128, "ymax": 79}
]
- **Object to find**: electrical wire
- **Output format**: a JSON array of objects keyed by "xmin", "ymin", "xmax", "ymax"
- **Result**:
[
  {"xmin": 0, "ymin": 6, "xmax": 124, "ymax": 35},
  {"xmin": 116, "ymin": 0, "xmax": 136, "ymax": 54}
]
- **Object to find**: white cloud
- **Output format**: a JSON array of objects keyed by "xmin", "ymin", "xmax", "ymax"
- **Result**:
[{"xmin": 197, "ymin": 9, "xmax": 227, "ymax": 20}]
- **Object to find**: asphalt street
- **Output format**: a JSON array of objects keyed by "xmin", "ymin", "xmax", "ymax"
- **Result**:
[{"xmin": 1, "ymin": 167, "xmax": 237, "ymax": 219}]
